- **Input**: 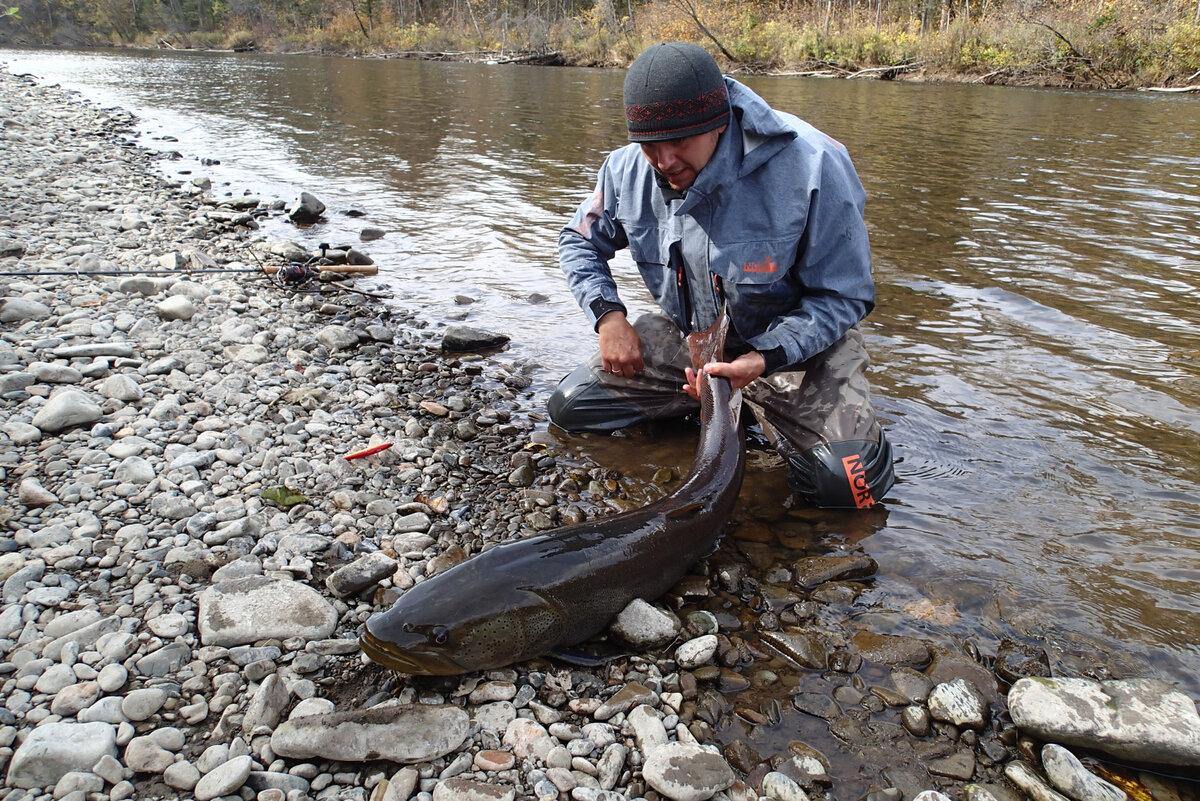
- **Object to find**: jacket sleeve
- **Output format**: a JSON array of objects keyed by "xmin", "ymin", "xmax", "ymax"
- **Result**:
[
  {"xmin": 747, "ymin": 143, "xmax": 875, "ymax": 372},
  {"xmin": 559, "ymin": 155, "xmax": 632, "ymax": 330}
]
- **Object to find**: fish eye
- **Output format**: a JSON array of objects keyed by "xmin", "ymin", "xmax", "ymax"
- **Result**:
[{"xmin": 432, "ymin": 626, "xmax": 450, "ymax": 645}]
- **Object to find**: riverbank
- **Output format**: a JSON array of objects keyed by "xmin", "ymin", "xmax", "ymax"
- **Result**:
[{"xmin": 2, "ymin": 66, "xmax": 1199, "ymax": 801}]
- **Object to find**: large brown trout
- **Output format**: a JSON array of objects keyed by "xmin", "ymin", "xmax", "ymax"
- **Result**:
[{"xmin": 360, "ymin": 312, "xmax": 745, "ymax": 675}]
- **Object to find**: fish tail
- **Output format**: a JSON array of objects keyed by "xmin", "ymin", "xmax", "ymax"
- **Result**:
[{"xmin": 687, "ymin": 304, "xmax": 729, "ymax": 371}]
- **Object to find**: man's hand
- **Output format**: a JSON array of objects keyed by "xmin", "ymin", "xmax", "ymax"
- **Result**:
[
  {"xmin": 684, "ymin": 351, "xmax": 766, "ymax": 399},
  {"xmin": 598, "ymin": 312, "xmax": 644, "ymax": 378}
]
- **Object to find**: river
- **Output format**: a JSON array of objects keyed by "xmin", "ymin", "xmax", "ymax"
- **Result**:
[{"xmin": 3, "ymin": 48, "xmax": 1198, "ymax": 699}]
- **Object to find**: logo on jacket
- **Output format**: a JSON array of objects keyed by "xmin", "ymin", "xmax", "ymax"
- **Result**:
[
  {"xmin": 742, "ymin": 256, "xmax": 777, "ymax": 273},
  {"xmin": 841, "ymin": 454, "xmax": 876, "ymax": 509}
]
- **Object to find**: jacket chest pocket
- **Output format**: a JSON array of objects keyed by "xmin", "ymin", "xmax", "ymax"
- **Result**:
[{"xmin": 709, "ymin": 239, "xmax": 801, "ymax": 335}]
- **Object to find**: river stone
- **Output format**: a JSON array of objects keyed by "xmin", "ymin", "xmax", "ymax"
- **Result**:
[
  {"xmin": 18, "ymin": 477, "xmax": 59, "ymax": 506},
  {"xmin": 316, "ymin": 325, "xmax": 359, "ymax": 350},
  {"xmin": 1008, "ymin": 677, "xmax": 1200, "ymax": 766},
  {"xmin": 194, "ymin": 754, "xmax": 253, "ymax": 801},
  {"xmin": 675, "ymin": 635, "xmax": 718, "ymax": 669},
  {"xmin": 43, "ymin": 614, "xmax": 121, "ymax": 660},
  {"xmin": 791, "ymin": 554, "xmax": 878, "ymax": 589},
  {"xmin": 325, "ymin": 551, "xmax": 398, "ymax": 597},
  {"xmin": 642, "ymin": 741, "xmax": 736, "ymax": 801},
  {"xmin": 287, "ymin": 191, "xmax": 325, "ymax": 223},
  {"xmin": 0, "ymin": 296, "xmax": 51, "ymax": 321},
  {"xmin": 927, "ymin": 678, "xmax": 988, "ymax": 729},
  {"xmin": 442, "ymin": 325, "xmax": 510, "ymax": 353},
  {"xmin": 1005, "ymin": 761, "xmax": 1073, "ymax": 801},
  {"xmin": 156, "ymin": 294, "xmax": 196, "ymax": 320},
  {"xmin": 759, "ymin": 630, "xmax": 827, "ymax": 670},
  {"xmin": 850, "ymin": 631, "xmax": 930, "ymax": 666},
  {"xmin": 5, "ymin": 721, "xmax": 117, "ymax": 788},
  {"xmin": 762, "ymin": 771, "xmax": 811, "ymax": 801},
  {"xmin": 99, "ymin": 373, "xmax": 143, "ymax": 401},
  {"xmin": 610, "ymin": 599, "xmax": 679, "ymax": 649},
  {"xmin": 124, "ymin": 735, "xmax": 175, "ymax": 773},
  {"xmin": 197, "ymin": 576, "xmax": 337, "ymax": 646},
  {"xmin": 1041, "ymin": 744, "xmax": 1127, "ymax": 801},
  {"xmin": 270, "ymin": 701, "xmax": 469, "ymax": 763},
  {"xmin": 31, "ymin": 389, "xmax": 103, "ymax": 432},
  {"xmin": 432, "ymin": 777, "xmax": 516, "ymax": 801}
]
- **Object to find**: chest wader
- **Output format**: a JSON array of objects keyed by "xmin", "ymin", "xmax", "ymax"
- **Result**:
[{"xmin": 548, "ymin": 314, "xmax": 894, "ymax": 509}]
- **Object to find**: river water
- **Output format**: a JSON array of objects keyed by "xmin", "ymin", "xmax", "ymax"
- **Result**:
[{"xmin": 3, "ymin": 49, "xmax": 1198, "ymax": 700}]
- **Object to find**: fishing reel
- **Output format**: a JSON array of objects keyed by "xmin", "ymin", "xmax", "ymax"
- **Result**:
[{"xmin": 276, "ymin": 262, "xmax": 319, "ymax": 286}]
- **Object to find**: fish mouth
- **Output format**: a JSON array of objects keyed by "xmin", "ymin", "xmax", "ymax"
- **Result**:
[{"xmin": 358, "ymin": 628, "xmax": 465, "ymax": 676}]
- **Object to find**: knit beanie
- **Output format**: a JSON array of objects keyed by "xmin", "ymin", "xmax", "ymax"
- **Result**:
[{"xmin": 623, "ymin": 42, "xmax": 731, "ymax": 142}]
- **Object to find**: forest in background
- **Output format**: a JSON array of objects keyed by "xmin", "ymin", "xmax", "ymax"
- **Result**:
[{"xmin": 1, "ymin": 0, "xmax": 1197, "ymax": 89}]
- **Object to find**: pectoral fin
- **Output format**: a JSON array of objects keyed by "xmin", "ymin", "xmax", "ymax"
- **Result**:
[{"xmin": 666, "ymin": 501, "xmax": 705, "ymax": 520}]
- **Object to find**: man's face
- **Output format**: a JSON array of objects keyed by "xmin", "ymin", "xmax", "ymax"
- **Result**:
[{"xmin": 638, "ymin": 125, "xmax": 726, "ymax": 191}]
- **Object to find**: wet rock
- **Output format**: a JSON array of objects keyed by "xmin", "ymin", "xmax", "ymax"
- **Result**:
[
  {"xmin": 994, "ymin": 638, "xmax": 1052, "ymax": 683},
  {"xmin": 642, "ymin": 741, "xmax": 736, "ymax": 801},
  {"xmin": 1008, "ymin": 677, "xmax": 1200, "ymax": 766},
  {"xmin": 288, "ymin": 191, "xmax": 326, "ymax": 223},
  {"xmin": 271, "ymin": 702, "xmax": 469, "ymax": 762},
  {"xmin": 1005, "ymin": 761, "xmax": 1074, "ymax": 801},
  {"xmin": 762, "ymin": 771, "xmax": 811, "ymax": 801},
  {"xmin": 1040, "ymin": 744, "xmax": 1127, "ymax": 801},
  {"xmin": 760, "ymin": 630, "xmax": 827, "ymax": 669},
  {"xmin": 791, "ymin": 554, "xmax": 878, "ymax": 589},
  {"xmin": 851, "ymin": 631, "xmax": 930, "ymax": 666},
  {"xmin": 442, "ymin": 325, "xmax": 511, "ymax": 352},
  {"xmin": 928, "ymin": 678, "xmax": 988, "ymax": 729},
  {"xmin": 610, "ymin": 598, "xmax": 680, "ymax": 648}
]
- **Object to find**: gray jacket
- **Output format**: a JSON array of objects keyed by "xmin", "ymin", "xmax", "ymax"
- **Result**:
[{"xmin": 559, "ymin": 77, "xmax": 875, "ymax": 373}]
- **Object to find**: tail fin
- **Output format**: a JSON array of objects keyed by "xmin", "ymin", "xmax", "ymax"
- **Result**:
[{"xmin": 687, "ymin": 305, "xmax": 729, "ymax": 371}]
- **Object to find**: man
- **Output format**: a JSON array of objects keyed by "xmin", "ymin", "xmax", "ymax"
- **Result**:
[{"xmin": 548, "ymin": 41, "xmax": 894, "ymax": 509}]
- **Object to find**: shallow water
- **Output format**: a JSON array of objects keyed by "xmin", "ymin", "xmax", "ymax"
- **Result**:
[{"xmin": 4, "ymin": 49, "xmax": 1198, "ymax": 700}]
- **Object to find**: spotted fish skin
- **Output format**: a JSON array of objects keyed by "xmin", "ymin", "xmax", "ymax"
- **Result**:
[{"xmin": 360, "ymin": 312, "xmax": 745, "ymax": 675}]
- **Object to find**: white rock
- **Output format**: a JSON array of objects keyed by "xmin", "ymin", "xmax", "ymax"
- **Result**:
[
  {"xmin": 675, "ymin": 634, "xmax": 718, "ymax": 669},
  {"xmin": 156, "ymin": 294, "xmax": 196, "ymax": 320},
  {"xmin": 5, "ymin": 721, "xmax": 117, "ymax": 789},
  {"xmin": 1009, "ymin": 677, "xmax": 1200, "ymax": 766},
  {"xmin": 197, "ymin": 576, "xmax": 337, "ymax": 647},
  {"xmin": 1041, "ymin": 744, "xmax": 1128, "ymax": 801},
  {"xmin": 31, "ymin": 389, "xmax": 103, "ymax": 432},
  {"xmin": 641, "ymin": 741, "xmax": 735, "ymax": 801},
  {"xmin": 194, "ymin": 754, "xmax": 253, "ymax": 801},
  {"xmin": 928, "ymin": 678, "xmax": 988, "ymax": 729}
]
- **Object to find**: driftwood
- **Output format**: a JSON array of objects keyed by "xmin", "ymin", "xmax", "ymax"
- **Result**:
[
  {"xmin": 846, "ymin": 62, "xmax": 921, "ymax": 79},
  {"xmin": 1140, "ymin": 85, "xmax": 1200, "ymax": 93},
  {"xmin": 767, "ymin": 61, "xmax": 918, "ymax": 80}
]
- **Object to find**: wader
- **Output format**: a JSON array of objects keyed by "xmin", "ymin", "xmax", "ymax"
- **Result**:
[{"xmin": 548, "ymin": 314, "xmax": 895, "ymax": 509}]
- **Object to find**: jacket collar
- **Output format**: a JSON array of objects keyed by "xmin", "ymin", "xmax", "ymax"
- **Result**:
[{"xmin": 666, "ymin": 77, "xmax": 796, "ymax": 213}]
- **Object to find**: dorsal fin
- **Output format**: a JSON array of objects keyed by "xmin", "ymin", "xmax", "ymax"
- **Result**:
[{"xmin": 687, "ymin": 304, "xmax": 729, "ymax": 371}]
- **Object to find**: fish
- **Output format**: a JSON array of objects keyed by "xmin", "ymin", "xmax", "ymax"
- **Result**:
[{"xmin": 359, "ymin": 310, "xmax": 746, "ymax": 675}]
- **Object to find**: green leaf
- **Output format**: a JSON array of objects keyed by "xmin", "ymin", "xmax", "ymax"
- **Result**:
[{"xmin": 260, "ymin": 486, "xmax": 308, "ymax": 507}]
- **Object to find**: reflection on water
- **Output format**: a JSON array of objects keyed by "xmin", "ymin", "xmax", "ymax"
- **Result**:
[{"xmin": 4, "ymin": 50, "xmax": 1198, "ymax": 699}]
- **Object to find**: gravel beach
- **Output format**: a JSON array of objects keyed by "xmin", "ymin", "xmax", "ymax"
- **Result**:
[{"xmin": 2, "ymin": 66, "xmax": 1198, "ymax": 801}]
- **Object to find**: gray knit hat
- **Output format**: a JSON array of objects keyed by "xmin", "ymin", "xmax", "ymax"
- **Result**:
[{"xmin": 623, "ymin": 42, "xmax": 731, "ymax": 142}]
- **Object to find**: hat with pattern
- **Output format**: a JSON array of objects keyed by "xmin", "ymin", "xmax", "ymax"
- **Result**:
[{"xmin": 623, "ymin": 42, "xmax": 731, "ymax": 142}]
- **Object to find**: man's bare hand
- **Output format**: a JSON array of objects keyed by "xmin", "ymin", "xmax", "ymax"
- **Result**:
[
  {"xmin": 684, "ymin": 351, "xmax": 766, "ymax": 399},
  {"xmin": 598, "ymin": 312, "xmax": 644, "ymax": 378}
]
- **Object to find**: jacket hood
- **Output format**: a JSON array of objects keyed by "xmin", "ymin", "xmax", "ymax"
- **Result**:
[{"xmin": 725, "ymin": 77, "xmax": 797, "ymax": 175}]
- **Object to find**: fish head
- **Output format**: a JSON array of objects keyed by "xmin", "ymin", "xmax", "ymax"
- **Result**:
[{"xmin": 360, "ymin": 577, "xmax": 564, "ymax": 675}]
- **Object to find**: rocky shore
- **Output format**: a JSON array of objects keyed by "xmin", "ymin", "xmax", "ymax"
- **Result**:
[{"xmin": 1, "ymin": 67, "xmax": 1198, "ymax": 801}]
